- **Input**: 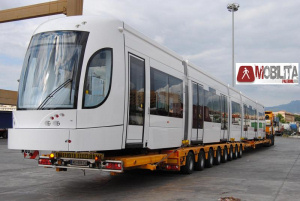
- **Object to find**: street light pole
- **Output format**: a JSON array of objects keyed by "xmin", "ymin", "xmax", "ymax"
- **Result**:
[{"xmin": 227, "ymin": 3, "xmax": 239, "ymax": 87}]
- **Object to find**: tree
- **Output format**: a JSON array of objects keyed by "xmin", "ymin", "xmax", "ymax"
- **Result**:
[
  {"xmin": 276, "ymin": 114, "xmax": 285, "ymax": 123},
  {"xmin": 295, "ymin": 115, "xmax": 300, "ymax": 122}
]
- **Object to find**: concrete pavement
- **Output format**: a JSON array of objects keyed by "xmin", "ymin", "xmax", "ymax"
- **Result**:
[{"xmin": 0, "ymin": 137, "xmax": 299, "ymax": 201}]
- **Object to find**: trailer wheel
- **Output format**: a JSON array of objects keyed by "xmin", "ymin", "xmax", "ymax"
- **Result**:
[
  {"xmin": 195, "ymin": 150, "xmax": 205, "ymax": 171},
  {"xmin": 233, "ymin": 145, "xmax": 238, "ymax": 159},
  {"xmin": 214, "ymin": 148, "xmax": 221, "ymax": 165},
  {"xmin": 228, "ymin": 146, "xmax": 233, "ymax": 161},
  {"xmin": 271, "ymin": 135, "xmax": 275, "ymax": 146},
  {"xmin": 206, "ymin": 149, "xmax": 214, "ymax": 168},
  {"xmin": 221, "ymin": 147, "xmax": 228, "ymax": 163},
  {"xmin": 238, "ymin": 144, "xmax": 243, "ymax": 158},
  {"xmin": 2, "ymin": 131, "xmax": 8, "ymax": 139},
  {"xmin": 181, "ymin": 152, "xmax": 194, "ymax": 174}
]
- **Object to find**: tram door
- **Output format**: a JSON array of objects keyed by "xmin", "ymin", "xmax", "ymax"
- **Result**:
[
  {"xmin": 220, "ymin": 95, "xmax": 228, "ymax": 140},
  {"xmin": 126, "ymin": 53, "xmax": 147, "ymax": 147}
]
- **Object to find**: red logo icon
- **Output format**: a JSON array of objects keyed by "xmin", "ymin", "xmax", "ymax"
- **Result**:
[{"xmin": 237, "ymin": 66, "xmax": 255, "ymax": 82}]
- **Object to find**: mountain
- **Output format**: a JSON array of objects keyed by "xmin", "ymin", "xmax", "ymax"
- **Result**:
[{"xmin": 265, "ymin": 100, "xmax": 300, "ymax": 114}]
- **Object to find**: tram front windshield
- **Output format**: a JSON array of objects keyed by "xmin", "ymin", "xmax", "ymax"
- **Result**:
[{"xmin": 18, "ymin": 31, "xmax": 88, "ymax": 110}]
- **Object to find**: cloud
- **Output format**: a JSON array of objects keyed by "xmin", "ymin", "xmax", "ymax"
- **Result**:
[
  {"xmin": 153, "ymin": 35, "xmax": 165, "ymax": 44},
  {"xmin": 0, "ymin": 62, "xmax": 21, "ymax": 91}
]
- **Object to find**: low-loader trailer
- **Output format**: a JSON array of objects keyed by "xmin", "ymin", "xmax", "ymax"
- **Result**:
[{"xmin": 36, "ymin": 137, "xmax": 272, "ymax": 174}]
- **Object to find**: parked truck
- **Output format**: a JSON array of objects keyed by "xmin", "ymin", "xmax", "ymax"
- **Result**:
[{"xmin": 0, "ymin": 111, "xmax": 13, "ymax": 139}]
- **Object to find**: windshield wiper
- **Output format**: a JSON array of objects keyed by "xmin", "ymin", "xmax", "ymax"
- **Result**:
[{"xmin": 37, "ymin": 79, "xmax": 72, "ymax": 110}]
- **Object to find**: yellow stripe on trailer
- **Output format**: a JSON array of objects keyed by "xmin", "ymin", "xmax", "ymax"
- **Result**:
[{"xmin": 108, "ymin": 154, "xmax": 168, "ymax": 169}]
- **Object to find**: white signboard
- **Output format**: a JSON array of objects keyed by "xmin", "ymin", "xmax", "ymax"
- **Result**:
[{"xmin": 235, "ymin": 63, "xmax": 299, "ymax": 85}]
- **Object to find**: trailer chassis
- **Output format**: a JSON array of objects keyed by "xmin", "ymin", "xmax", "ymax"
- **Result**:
[{"xmin": 35, "ymin": 138, "xmax": 272, "ymax": 175}]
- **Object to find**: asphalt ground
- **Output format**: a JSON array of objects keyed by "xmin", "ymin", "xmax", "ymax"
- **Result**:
[{"xmin": 0, "ymin": 136, "xmax": 300, "ymax": 201}]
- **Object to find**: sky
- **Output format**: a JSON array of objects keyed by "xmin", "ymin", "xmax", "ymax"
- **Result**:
[{"xmin": 0, "ymin": 0, "xmax": 299, "ymax": 107}]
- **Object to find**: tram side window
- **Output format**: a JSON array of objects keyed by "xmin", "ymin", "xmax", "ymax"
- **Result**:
[
  {"xmin": 259, "ymin": 112, "xmax": 262, "ymax": 128},
  {"xmin": 150, "ymin": 68, "xmax": 183, "ymax": 118},
  {"xmin": 204, "ymin": 90, "xmax": 212, "ymax": 122},
  {"xmin": 213, "ymin": 94, "xmax": 221, "ymax": 123},
  {"xmin": 243, "ymin": 104, "xmax": 249, "ymax": 130},
  {"xmin": 169, "ymin": 76, "xmax": 183, "ymax": 118},
  {"xmin": 221, "ymin": 95, "xmax": 228, "ymax": 130},
  {"xmin": 224, "ymin": 97, "xmax": 228, "ymax": 128},
  {"xmin": 150, "ymin": 69, "xmax": 168, "ymax": 116},
  {"xmin": 204, "ymin": 88, "xmax": 220, "ymax": 123},
  {"xmin": 251, "ymin": 108, "xmax": 257, "ymax": 131},
  {"xmin": 258, "ymin": 112, "xmax": 266, "ymax": 131},
  {"xmin": 262, "ymin": 112, "xmax": 266, "ymax": 132},
  {"xmin": 83, "ymin": 49, "xmax": 112, "ymax": 108},
  {"xmin": 232, "ymin": 101, "xmax": 241, "ymax": 125}
]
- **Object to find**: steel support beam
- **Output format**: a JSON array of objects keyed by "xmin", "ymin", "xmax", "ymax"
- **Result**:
[{"xmin": 0, "ymin": 0, "xmax": 83, "ymax": 23}]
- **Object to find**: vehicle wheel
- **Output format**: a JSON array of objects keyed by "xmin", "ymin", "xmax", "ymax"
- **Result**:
[
  {"xmin": 206, "ymin": 149, "xmax": 214, "ymax": 168},
  {"xmin": 2, "ymin": 131, "xmax": 8, "ymax": 139},
  {"xmin": 221, "ymin": 147, "xmax": 228, "ymax": 163},
  {"xmin": 214, "ymin": 148, "xmax": 221, "ymax": 165},
  {"xmin": 195, "ymin": 150, "xmax": 205, "ymax": 171},
  {"xmin": 233, "ymin": 145, "xmax": 238, "ymax": 159},
  {"xmin": 228, "ymin": 146, "xmax": 233, "ymax": 161},
  {"xmin": 181, "ymin": 152, "xmax": 194, "ymax": 174},
  {"xmin": 238, "ymin": 144, "xmax": 243, "ymax": 158},
  {"xmin": 271, "ymin": 135, "xmax": 275, "ymax": 146}
]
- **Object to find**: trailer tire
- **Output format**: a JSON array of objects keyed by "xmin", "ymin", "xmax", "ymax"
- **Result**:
[
  {"xmin": 228, "ymin": 146, "xmax": 233, "ymax": 161},
  {"xmin": 214, "ymin": 148, "xmax": 221, "ymax": 165},
  {"xmin": 271, "ymin": 135, "xmax": 275, "ymax": 146},
  {"xmin": 195, "ymin": 150, "xmax": 205, "ymax": 171},
  {"xmin": 233, "ymin": 145, "xmax": 238, "ymax": 159},
  {"xmin": 238, "ymin": 144, "xmax": 243, "ymax": 158},
  {"xmin": 181, "ymin": 152, "xmax": 194, "ymax": 174},
  {"xmin": 2, "ymin": 131, "xmax": 8, "ymax": 139},
  {"xmin": 265, "ymin": 137, "xmax": 271, "ymax": 147},
  {"xmin": 206, "ymin": 149, "xmax": 214, "ymax": 168},
  {"xmin": 221, "ymin": 147, "xmax": 228, "ymax": 163}
]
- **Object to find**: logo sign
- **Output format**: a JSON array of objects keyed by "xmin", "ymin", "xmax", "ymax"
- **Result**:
[{"xmin": 236, "ymin": 63, "xmax": 299, "ymax": 85}]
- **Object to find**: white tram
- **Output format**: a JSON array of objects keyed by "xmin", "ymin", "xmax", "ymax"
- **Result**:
[{"xmin": 8, "ymin": 16, "xmax": 265, "ymax": 152}]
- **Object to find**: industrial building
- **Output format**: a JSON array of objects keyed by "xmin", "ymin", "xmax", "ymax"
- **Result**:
[
  {"xmin": 0, "ymin": 89, "xmax": 17, "ymax": 111},
  {"xmin": 273, "ymin": 111, "xmax": 295, "ymax": 123}
]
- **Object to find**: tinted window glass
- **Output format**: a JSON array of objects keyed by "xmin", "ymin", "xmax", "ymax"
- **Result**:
[
  {"xmin": 18, "ymin": 31, "xmax": 88, "ymax": 110},
  {"xmin": 204, "ymin": 89, "xmax": 220, "ymax": 123},
  {"xmin": 204, "ymin": 90, "xmax": 212, "ymax": 122},
  {"xmin": 83, "ymin": 49, "xmax": 112, "ymax": 108},
  {"xmin": 251, "ymin": 108, "xmax": 257, "ymax": 130},
  {"xmin": 192, "ymin": 83, "xmax": 204, "ymax": 128},
  {"xmin": 129, "ymin": 55, "xmax": 145, "ymax": 125},
  {"xmin": 259, "ymin": 112, "xmax": 264, "ymax": 129},
  {"xmin": 243, "ymin": 104, "xmax": 250, "ymax": 130},
  {"xmin": 198, "ymin": 85, "xmax": 204, "ymax": 128},
  {"xmin": 150, "ymin": 68, "xmax": 183, "ymax": 118},
  {"xmin": 192, "ymin": 83, "xmax": 198, "ymax": 128},
  {"xmin": 221, "ymin": 95, "xmax": 228, "ymax": 130},
  {"xmin": 213, "ymin": 94, "xmax": 221, "ymax": 123},
  {"xmin": 169, "ymin": 76, "xmax": 183, "ymax": 118},
  {"xmin": 232, "ymin": 101, "xmax": 241, "ymax": 125},
  {"xmin": 150, "ymin": 68, "xmax": 168, "ymax": 116}
]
